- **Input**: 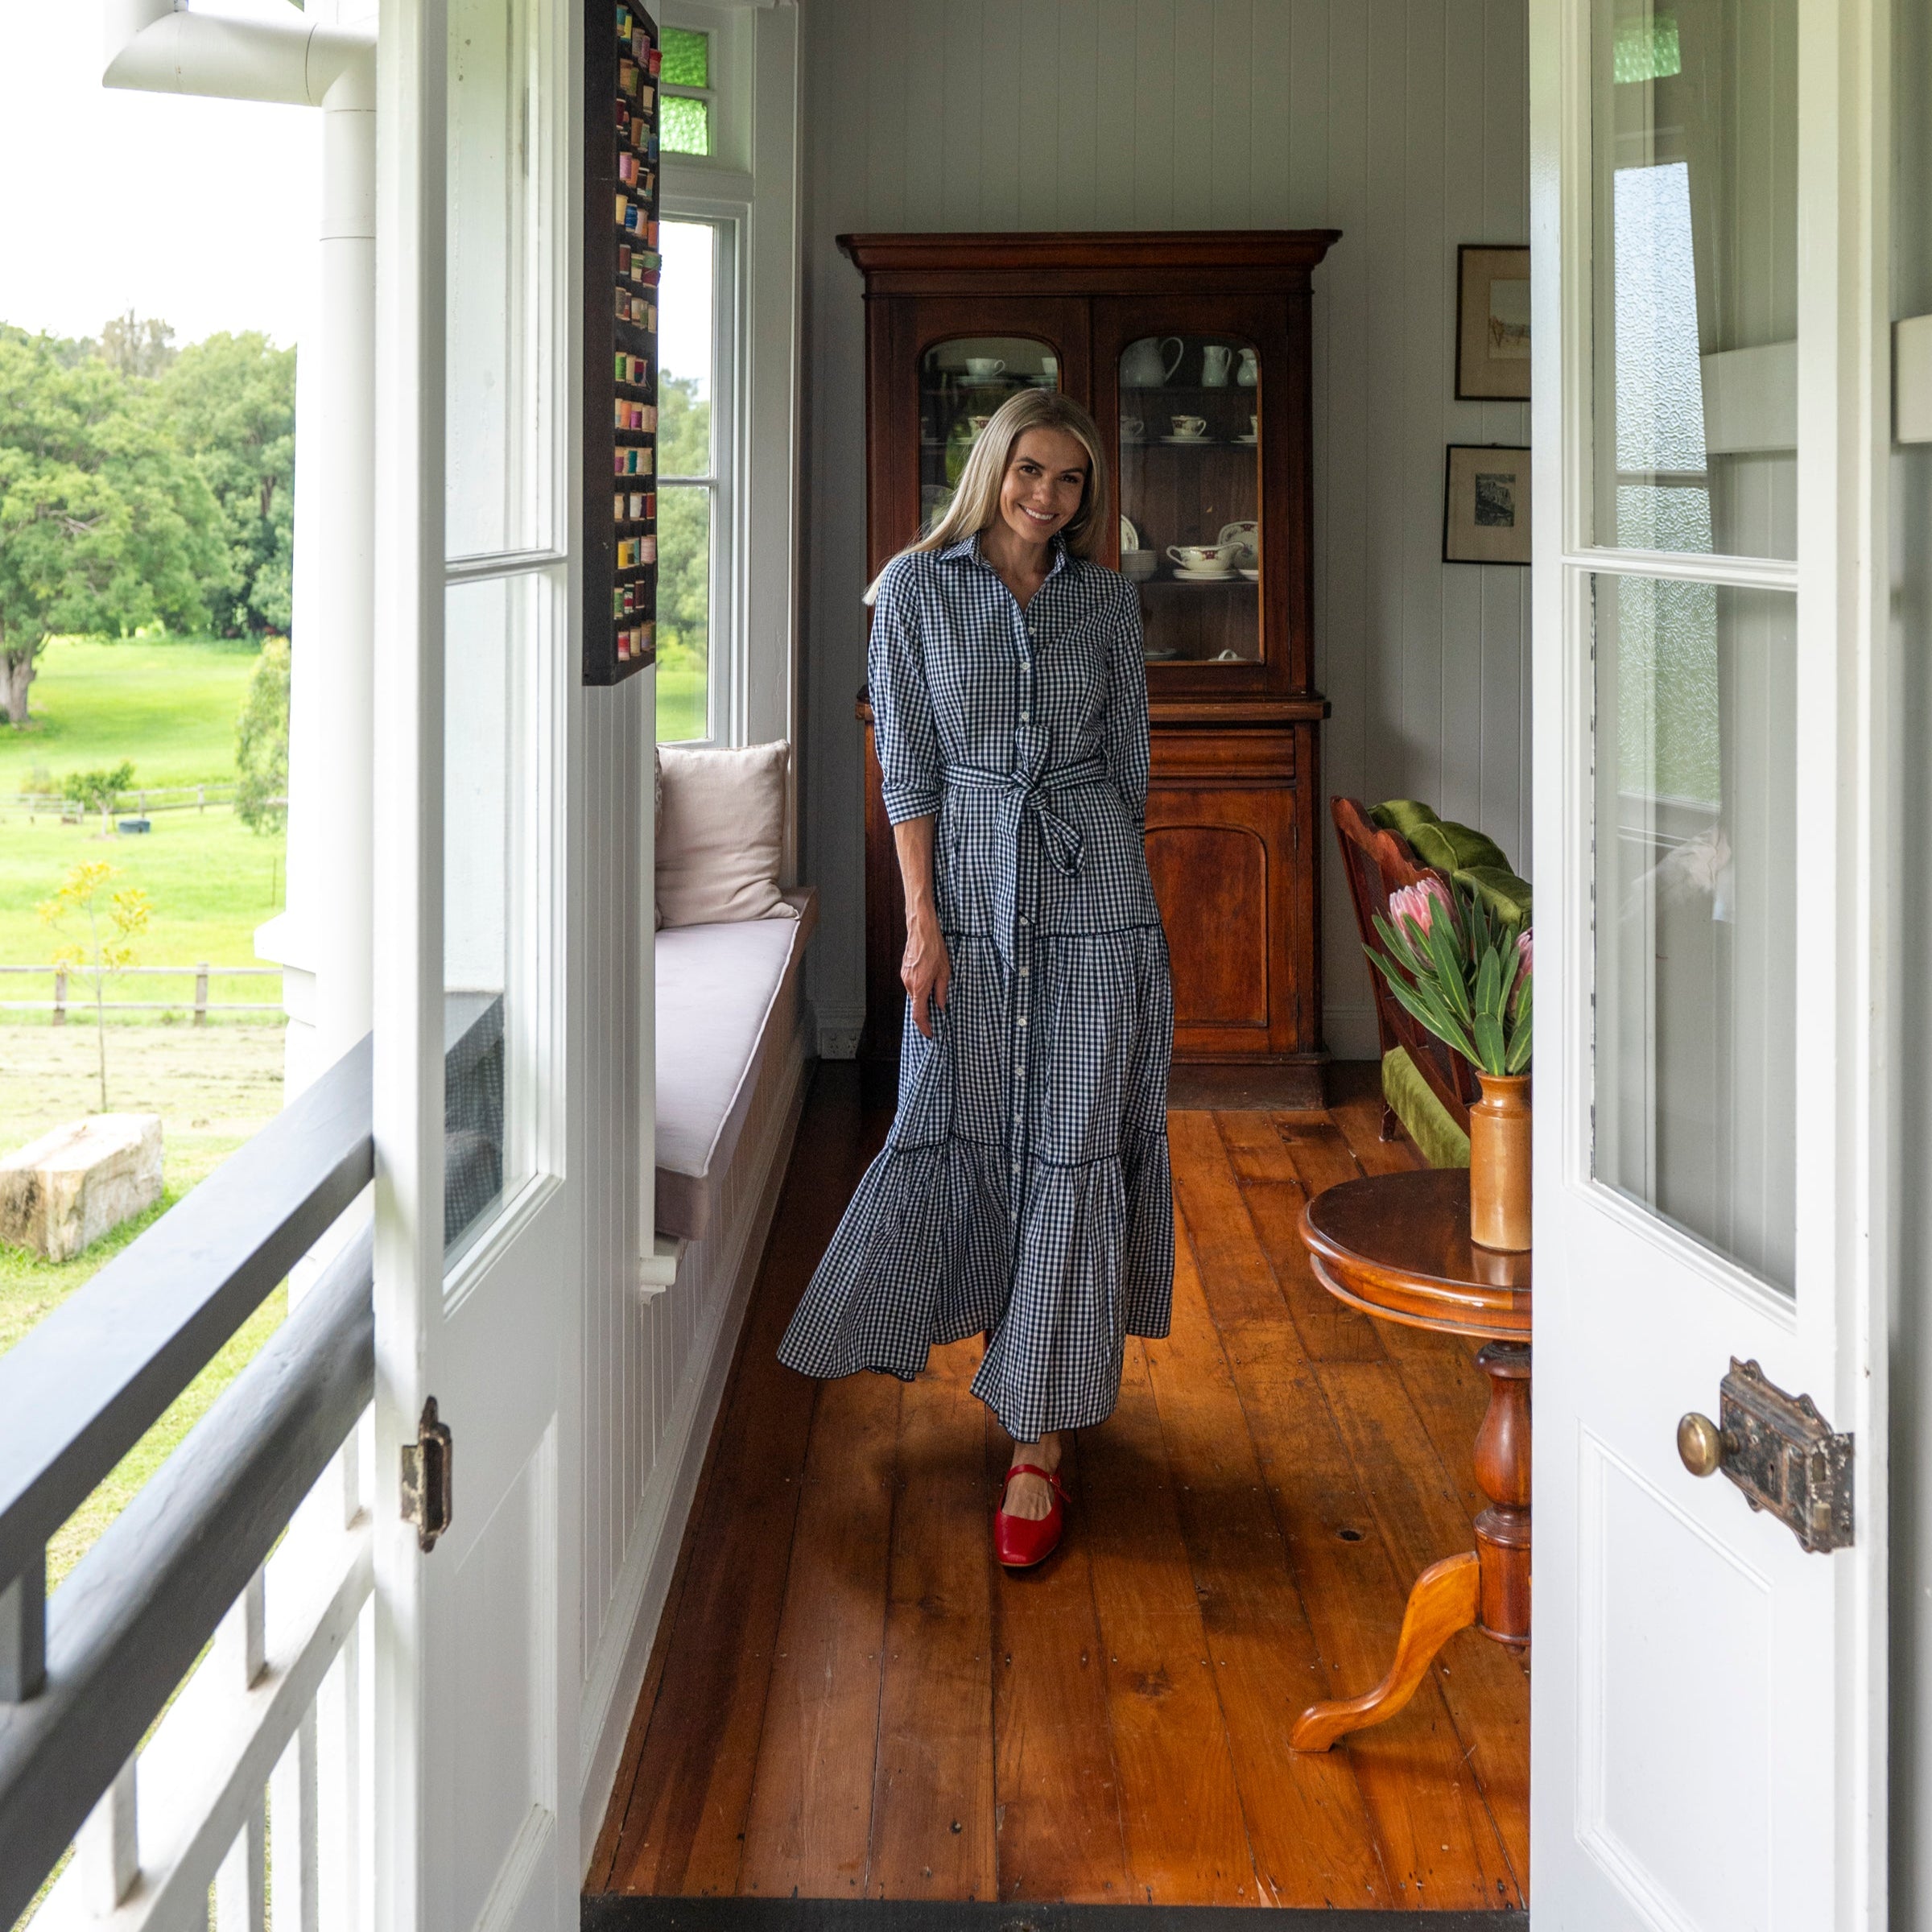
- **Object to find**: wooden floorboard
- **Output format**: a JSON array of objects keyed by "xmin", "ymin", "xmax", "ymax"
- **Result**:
[{"xmin": 596, "ymin": 1066, "xmax": 1530, "ymax": 1911}]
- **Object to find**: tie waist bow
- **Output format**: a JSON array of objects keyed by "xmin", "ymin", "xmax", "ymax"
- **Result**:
[{"xmin": 944, "ymin": 758, "xmax": 1107, "ymax": 878}]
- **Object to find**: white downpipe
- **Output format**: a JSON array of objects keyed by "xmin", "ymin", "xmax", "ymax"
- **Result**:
[{"xmin": 105, "ymin": 0, "xmax": 378, "ymax": 1089}]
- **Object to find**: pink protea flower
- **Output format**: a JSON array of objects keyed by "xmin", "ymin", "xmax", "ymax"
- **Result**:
[
  {"xmin": 1517, "ymin": 928, "xmax": 1533, "ymax": 976},
  {"xmin": 1388, "ymin": 876, "xmax": 1454, "ymax": 938}
]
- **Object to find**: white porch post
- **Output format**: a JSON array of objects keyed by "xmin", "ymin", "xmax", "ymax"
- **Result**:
[{"xmin": 103, "ymin": 0, "xmax": 378, "ymax": 1094}]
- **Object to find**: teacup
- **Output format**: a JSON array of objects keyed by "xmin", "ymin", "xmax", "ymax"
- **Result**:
[
  {"xmin": 1170, "ymin": 415, "xmax": 1208, "ymax": 439},
  {"xmin": 1121, "ymin": 415, "xmax": 1145, "ymax": 442},
  {"xmin": 964, "ymin": 356, "xmax": 1006, "ymax": 380},
  {"xmin": 1166, "ymin": 543, "xmax": 1232, "ymax": 573},
  {"xmin": 968, "ymin": 415, "xmax": 993, "ymax": 434},
  {"xmin": 1249, "ymin": 414, "xmax": 1259, "ymax": 436}
]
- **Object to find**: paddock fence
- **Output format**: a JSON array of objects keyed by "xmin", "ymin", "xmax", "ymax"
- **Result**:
[
  {"xmin": 0, "ymin": 783, "xmax": 281, "ymax": 824},
  {"xmin": 0, "ymin": 966, "xmax": 284, "ymax": 1024}
]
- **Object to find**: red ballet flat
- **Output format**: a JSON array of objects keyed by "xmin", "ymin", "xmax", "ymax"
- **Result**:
[{"xmin": 994, "ymin": 1463, "xmax": 1067, "ymax": 1569}]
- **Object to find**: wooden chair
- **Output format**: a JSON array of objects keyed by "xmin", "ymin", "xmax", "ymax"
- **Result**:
[{"xmin": 1331, "ymin": 796, "xmax": 1480, "ymax": 1141}]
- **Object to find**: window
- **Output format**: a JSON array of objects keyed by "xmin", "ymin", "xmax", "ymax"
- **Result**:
[
  {"xmin": 658, "ymin": 26, "xmax": 713, "ymax": 157},
  {"xmin": 656, "ymin": 217, "xmax": 731, "ymax": 743}
]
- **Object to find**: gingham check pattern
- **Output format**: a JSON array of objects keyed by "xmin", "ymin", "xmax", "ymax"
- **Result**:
[{"xmin": 779, "ymin": 535, "xmax": 1175, "ymax": 1441}]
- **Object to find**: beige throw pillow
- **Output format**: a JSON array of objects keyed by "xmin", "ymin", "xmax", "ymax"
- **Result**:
[{"xmin": 656, "ymin": 741, "xmax": 798, "ymax": 927}]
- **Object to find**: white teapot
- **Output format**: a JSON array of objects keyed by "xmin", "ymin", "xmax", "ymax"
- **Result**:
[{"xmin": 1121, "ymin": 336, "xmax": 1184, "ymax": 389}]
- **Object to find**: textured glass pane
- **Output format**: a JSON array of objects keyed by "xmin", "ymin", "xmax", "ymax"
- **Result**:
[
  {"xmin": 1593, "ymin": 0, "xmax": 1797, "ymax": 560},
  {"xmin": 1117, "ymin": 335, "xmax": 1261, "ymax": 667},
  {"xmin": 660, "ymin": 93, "xmax": 711, "ymax": 157},
  {"xmin": 659, "ymin": 26, "xmax": 709, "ymax": 88},
  {"xmin": 446, "ymin": 0, "xmax": 541, "ymax": 557},
  {"xmin": 444, "ymin": 573, "xmax": 544, "ymax": 1261},
  {"xmin": 916, "ymin": 336, "xmax": 1060, "ymax": 534},
  {"xmin": 1592, "ymin": 572, "xmax": 1796, "ymax": 1292},
  {"xmin": 656, "ymin": 486, "xmax": 710, "ymax": 743}
]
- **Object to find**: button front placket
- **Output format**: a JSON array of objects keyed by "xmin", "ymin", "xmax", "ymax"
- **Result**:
[{"xmin": 1008, "ymin": 596, "xmax": 1038, "ymax": 1233}]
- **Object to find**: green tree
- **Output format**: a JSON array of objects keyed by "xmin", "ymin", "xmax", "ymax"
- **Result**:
[
  {"xmin": 97, "ymin": 309, "xmax": 178, "ymax": 381},
  {"xmin": 0, "ymin": 327, "xmax": 223, "ymax": 726},
  {"xmin": 152, "ymin": 332, "xmax": 296, "ymax": 636},
  {"xmin": 61, "ymin": 760, "xmax": 136, "ymax": 836},
  {"xmin": 654, "ymin": 373, "xmax": 711, "ymax": 667},
  {"xmin": 39, "ymin": 861, "xmax": 152, "ymax": 1112},
  {"xmin": 235, "ymin": 634, "xmax": 291, "ymax": 832}
]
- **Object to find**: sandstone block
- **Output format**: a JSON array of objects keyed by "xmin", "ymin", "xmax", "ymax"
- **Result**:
[{"xmin": 0, "ymin": 1115, "xmax": 164, "ymax": 1262}]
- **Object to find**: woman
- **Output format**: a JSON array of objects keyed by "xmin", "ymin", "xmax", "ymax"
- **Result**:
[{"xmin": 780, "ymin": 388, "xmax": 1174, "ymax": 1567}]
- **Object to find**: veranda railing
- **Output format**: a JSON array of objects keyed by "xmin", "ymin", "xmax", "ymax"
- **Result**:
[{"xmin": 0, "ymin": 1038, "xmax": 374, "ymax": 1928}]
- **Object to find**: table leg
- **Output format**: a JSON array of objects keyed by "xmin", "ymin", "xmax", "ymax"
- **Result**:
[{"xmin": 1290, "ymin": 1338, "xmax": 1532, "ymax": 1752}]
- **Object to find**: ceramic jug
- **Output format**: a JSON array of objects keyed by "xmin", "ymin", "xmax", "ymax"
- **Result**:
[
  {"xmin": 1121, "ymin": 336, "xmax": 1184, "ymax": 389},
  {"xmin": 1236, "ymin": 347, "xmax": 1259, "ymax": 388}
]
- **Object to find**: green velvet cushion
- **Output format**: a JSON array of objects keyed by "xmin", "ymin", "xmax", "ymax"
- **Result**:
[
  {"xmin": 1369, "ymin": 798, "xmax": 1442, "ymax": 840},
  {"xmin": 1382, "ymin": 1046, "xmax": 1471, "ymax": 1170},
  {"xmin": 1452, "ymin": 865, "xmax": 1534, "ymax": 927},
  {"xmin": 1371, "ymin": 798, "xmax": 1534, "ymax": 923}
]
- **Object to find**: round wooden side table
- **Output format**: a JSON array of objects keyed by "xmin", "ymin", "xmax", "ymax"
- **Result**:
[{"xmin": 1288, "ymin": 1166, "xmax": 1531, "ymax": 1753}]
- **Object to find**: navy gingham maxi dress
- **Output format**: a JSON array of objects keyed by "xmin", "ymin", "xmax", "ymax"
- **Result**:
[{"xmin": 779, "ymin": 534, "xmax": 1174, "ymax": 1441}]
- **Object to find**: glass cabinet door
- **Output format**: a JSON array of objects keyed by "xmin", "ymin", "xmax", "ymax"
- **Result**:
[
  {"xmin": 919, "ymin": 336, "xmax": 1061, "ymax": 533},
  {"xmin": 1117, "ymin": 333, "xmax": 1262, "ymax": 666}
]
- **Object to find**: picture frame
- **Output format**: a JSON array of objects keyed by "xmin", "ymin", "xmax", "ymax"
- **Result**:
[
  {"xmin": 1443, "ymin": 444, "xmax": 1531, "ymax": 565},
  {"xmin": 1455, "ymin": 244, "xmax": 1531, "ymax": 401}
]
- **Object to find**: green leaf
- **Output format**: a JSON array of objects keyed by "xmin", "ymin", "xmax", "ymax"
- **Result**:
[
  {"xmin": 1475, "ymin": 944, "xmax": 1503, "ymax": 1025},
  {"xmin": 1472, "ymin": 1010, "xmax": 1506, "ymax": 1075},
  {"xmin": 1370, "ymin": 914, "xmax": 1423, "ymax": 977},
  {"xmin": 1381, "ymin": 968, "xmax": 1479, "ymax": 1063},
  {"xmin": 1425, "ymin": 912, "xmax": 1473, "ymax": 1022}
]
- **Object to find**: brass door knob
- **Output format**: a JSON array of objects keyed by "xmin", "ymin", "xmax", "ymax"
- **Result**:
[{"xmin": 1678, "ymin": 1412, "xmax": 1725, "ymax": 1478}]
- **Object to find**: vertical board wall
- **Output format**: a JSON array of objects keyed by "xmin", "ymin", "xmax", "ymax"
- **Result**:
[{"xmin": 798, "ymin": 0, "xmax": 1533, "ymax": 1059}]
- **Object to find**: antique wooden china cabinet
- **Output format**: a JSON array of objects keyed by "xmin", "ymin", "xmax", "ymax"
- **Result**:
[{"xmin": 845, "ymin": 230, "xmax": 1340, "ymax": 1104}]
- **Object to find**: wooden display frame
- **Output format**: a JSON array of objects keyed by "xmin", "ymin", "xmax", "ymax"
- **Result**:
[{"xmin": 584, "ymin": 0, "xmax": 662, "ymax": 685}]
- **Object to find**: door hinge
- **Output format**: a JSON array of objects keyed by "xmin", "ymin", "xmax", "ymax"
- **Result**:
[
  {"xmin": 1678, "ymin": 1359, "xmax": 1853, "ymax": 1554},
  {"xmin": 400, "ymin": 1397, "xmax": 453, "ymax": 1554}
]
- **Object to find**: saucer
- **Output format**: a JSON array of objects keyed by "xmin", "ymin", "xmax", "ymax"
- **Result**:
[
  {"xmin": 1142, "ymin": 644, "xmax": 1182, "ymax": 661},
  {"xmin": 1160, "ymin": 434, "xmax": 1212, "ymax": 445},
  {"xmin": 1238, "ymin": 567, "xmax": 1261, "ymax": 582},
  {"xmin": 1172, "ymin": 566, "xmax": 1235, "ymax": 582},
  {"xmin": 1233, "ymin": 433, "xmax": 1259, "ymax": 444}
]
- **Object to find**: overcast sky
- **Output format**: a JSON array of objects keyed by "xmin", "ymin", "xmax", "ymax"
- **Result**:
[{"xmin": 0, "ymin": 0, "xmax": 322, "ymax": 349}]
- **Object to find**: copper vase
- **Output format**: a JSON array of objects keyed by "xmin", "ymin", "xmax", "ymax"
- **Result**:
[{"xmin": 1469, "ymin": 1073, "xmax": 1532, "ymax": 1251}]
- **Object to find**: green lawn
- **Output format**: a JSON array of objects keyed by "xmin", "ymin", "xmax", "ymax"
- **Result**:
[
  {"xmin": 1, "ymin": 807, "xmax": 284, "ymax": 1014},
  {"xmin": 0, "ymin": 634, "xmax": 263, "ymax": 795}
]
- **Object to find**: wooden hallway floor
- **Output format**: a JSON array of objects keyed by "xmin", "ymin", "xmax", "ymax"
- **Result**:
[{"xmin": 588, "ymin": 1066, "xmax": 1529, "ymax": 1913}]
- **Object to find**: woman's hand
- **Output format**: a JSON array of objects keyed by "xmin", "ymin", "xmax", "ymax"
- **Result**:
[{"xmin": 902, "ymin": 901, "xmax": 952, "ymax": 1038}]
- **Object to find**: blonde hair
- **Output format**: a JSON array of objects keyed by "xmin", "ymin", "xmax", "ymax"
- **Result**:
[{"xmin": 865, "ymin": 387, "xmax": 1111, "ymax": 605}]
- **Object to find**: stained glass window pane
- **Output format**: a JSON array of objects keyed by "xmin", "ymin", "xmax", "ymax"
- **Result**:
[
  {"xmin": 661, "ymin": 94, "xmax": 711, "ymax": 158},
  {"xmin": 660, "ymin": 26, "xmax": 709, "ymax": 89}
]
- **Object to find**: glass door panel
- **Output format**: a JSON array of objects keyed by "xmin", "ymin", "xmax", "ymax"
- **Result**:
[
  {"xmin": 443, "ymin": 571, "xmax": 546, "ymax": 1263},
  {"xmin": 1117, "ymin": 334, "xmax": 1261, "ymax": 666},
  {"xmin": 1592, "ymin": 0, "xmax": 1798, "ymax": 561},
  {"xmin": 1591, "ymin": 570, "xmax": 1797, "ymax": 1291},
  {"xmin": 918, "ymin": 336, "xmax": 1059, "ymax": 533}
]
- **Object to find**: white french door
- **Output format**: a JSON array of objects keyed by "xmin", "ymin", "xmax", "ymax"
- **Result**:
[
  {"xmin": 1530, "ymin": 0, "xmax": 1893, "ymax": 1924},
  {"xmin": 372, "ymin": 0, "xmax": 582, "ymax": 1926}
]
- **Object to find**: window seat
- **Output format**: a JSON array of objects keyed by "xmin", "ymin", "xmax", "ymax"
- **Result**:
[{"xmin": 655, "ymin": 888, "xmax": 817, "ymax": 1241}]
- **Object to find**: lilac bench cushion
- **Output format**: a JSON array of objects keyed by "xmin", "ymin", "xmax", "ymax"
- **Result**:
[{"xmin": 654, "ymin": 890, "xmax": 815, "ymax": 1241}]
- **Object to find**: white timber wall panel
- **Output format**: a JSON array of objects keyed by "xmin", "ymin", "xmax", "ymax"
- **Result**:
[{"xmin": 799, "ymin": 0, "xmax": 1533, "ymax": 1059}]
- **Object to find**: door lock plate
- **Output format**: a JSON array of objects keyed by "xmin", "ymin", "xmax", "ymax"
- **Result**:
[
  {"xmin": 1715, "ymin": 1358, "xmax": 1853, "ymax": 1554},
  {"xmin": 400, "ymin": 1396, "xmax": 453, "ymax": 1553}
]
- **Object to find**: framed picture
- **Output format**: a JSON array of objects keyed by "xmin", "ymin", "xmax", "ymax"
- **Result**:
[
  {"xmin": 1455, "ymin": 245, "xmax": 1531, "ymax": 400},
  {"xmin": 1443, "ymin": 445, "xmax": 1531, "ymax": 564}
]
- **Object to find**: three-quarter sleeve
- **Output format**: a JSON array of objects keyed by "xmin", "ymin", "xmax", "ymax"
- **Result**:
[
  {"xmin": 868, "ymin": 564, "xmax": 943, "ymax": 824},
  {"xmin": 1102, "ymin": 579, "xmax": 1150, "ymax": 826}
]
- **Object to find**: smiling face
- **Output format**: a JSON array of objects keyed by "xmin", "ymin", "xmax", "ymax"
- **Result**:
[{"xmin": 996, "ymin": 426, "xmax": 1091, "ymax": 553}]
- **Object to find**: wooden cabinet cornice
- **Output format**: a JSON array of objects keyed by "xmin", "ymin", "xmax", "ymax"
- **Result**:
[{"xmin": 846, "ymin": 229, "xmax": 1339, "ymax": 1106}]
